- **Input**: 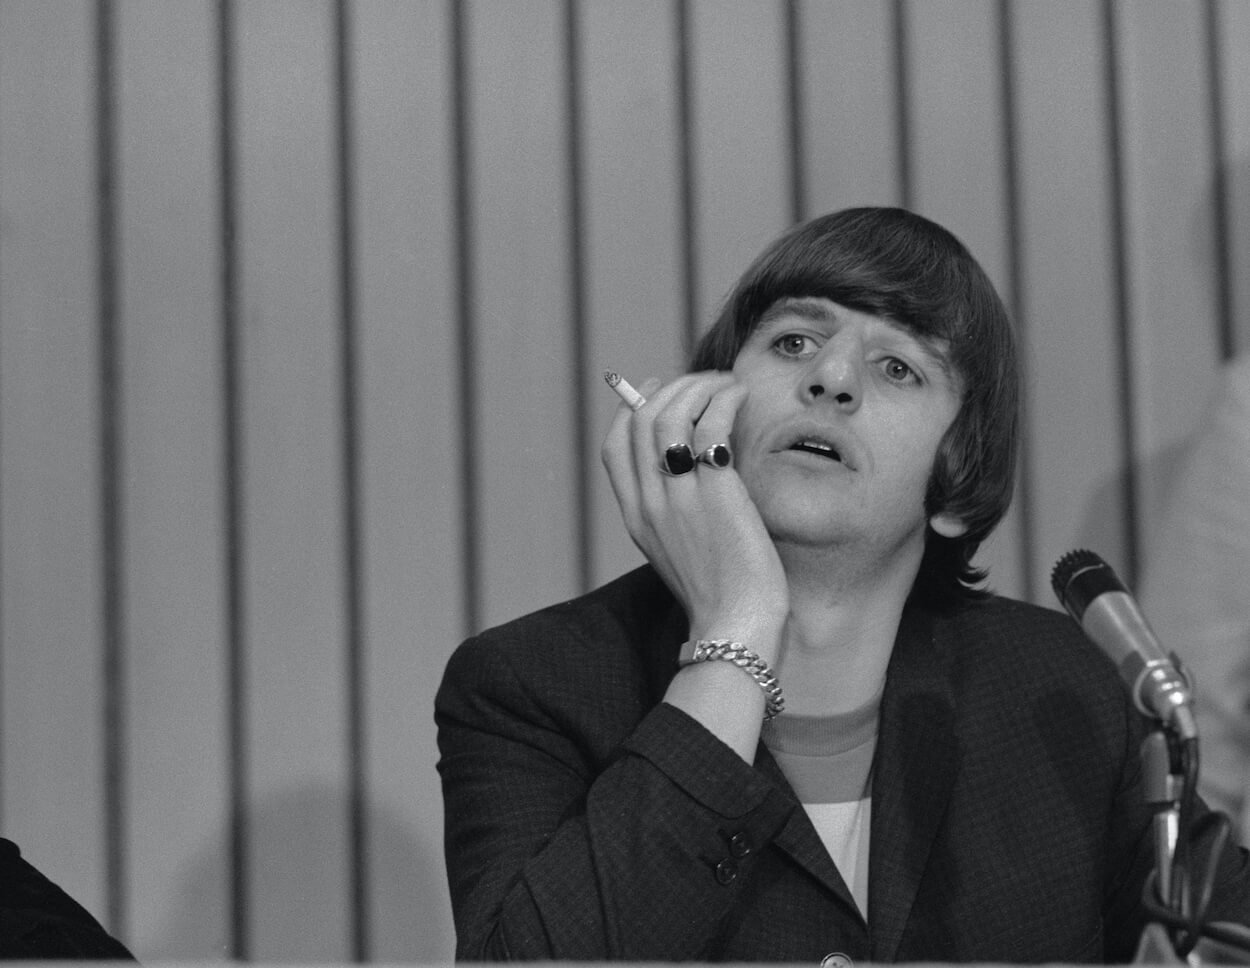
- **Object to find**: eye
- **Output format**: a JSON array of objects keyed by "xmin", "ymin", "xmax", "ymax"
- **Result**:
[
  {"xmin": 882, "ymin": 356, "xmax": 919, "ymax": 384},
  {"xmin": 772, "ymin": 332, "xmax": 818, "ymax": 359}
]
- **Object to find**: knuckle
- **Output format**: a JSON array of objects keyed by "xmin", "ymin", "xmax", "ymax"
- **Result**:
[{"xmin": 652, "ymin": 412, "xmax": 688, "ymax": 443}]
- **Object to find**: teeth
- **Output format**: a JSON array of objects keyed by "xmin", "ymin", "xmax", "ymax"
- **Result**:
[{"xmin": 792, "ymin": 439, "xmax": 841, "ymax": 461}]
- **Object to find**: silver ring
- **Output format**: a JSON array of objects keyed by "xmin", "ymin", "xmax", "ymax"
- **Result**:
[
  {"xmin": 695, "ymin": 443, "xmax": 733, "ymax": 469},
  {"xmin": 660, "ymin": 443, "xmax": 695, "ymax": 476}
]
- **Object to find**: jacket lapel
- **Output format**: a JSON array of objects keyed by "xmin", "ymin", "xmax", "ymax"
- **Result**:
[
  {"xmin": 868, "ymin": 603, "xmax": 960, "ymax": 962},
  {"xmin": 647, "ymin": 571, "xmax": 859, "ymax": 914},
  {"xmin": 754, "ymin": 744, "xmax": 865, "ymax": 920}
]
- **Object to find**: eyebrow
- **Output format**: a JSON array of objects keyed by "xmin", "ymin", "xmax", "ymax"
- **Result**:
[
  {"xmin": 757, "ymin": 296, "xmax": 836, "ymax": 329},
  {"xmin": 754, "ymin": 296, "xmax": 957, "ymax": 383}
]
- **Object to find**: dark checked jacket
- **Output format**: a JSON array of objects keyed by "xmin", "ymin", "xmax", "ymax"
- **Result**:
[
  {"xmin": 0, "ymin": 838, "xmax": 135, "ymax": 959},
  {"xmin": 435, "ymin": 565, "xmax": 1250, "ymax": 963}
]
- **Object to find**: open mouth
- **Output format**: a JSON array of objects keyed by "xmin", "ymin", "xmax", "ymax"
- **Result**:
[{"xmin": 788, "ymin": 439, "xmax": 844, "ymax": 465}]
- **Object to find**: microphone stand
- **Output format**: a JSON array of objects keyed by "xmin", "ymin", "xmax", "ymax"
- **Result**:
[
  {"xmin": 1136, "ymin": 716, "xmax": 1250, "ymax": 964},
  {"xmin": 1134, "ymin": 727, "xmax": 1186, "ymax": 964},
  {"xmin": 1049, "ymin": 553, "xmax": 1249, "ymax": 961},
  {"xmin": 1142, "ymin": 728, "xmax": 1183, "ymax": 909}
]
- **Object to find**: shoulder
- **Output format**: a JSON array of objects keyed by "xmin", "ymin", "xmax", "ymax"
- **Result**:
[
  {"xmin": 435, "ymin": 566, "xmax": 685, "ymax": 744},
  {"xmin": 445, "ymin": 565, "xmax": 681, "ymax": 673},
  {"xmin": 938, "ymin": 593, "xmax": 1104, "ymax": 663},
  {"xmin": 934, "ymin": 593, "xmax": 1130, "ymax": 717},
  {"xmin": 918, "ymin": 595, "xmax": 1146, "ymax": 796}
]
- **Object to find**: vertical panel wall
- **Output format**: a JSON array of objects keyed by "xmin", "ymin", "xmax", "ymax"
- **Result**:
[
  {"xmin": 2, "ymin": 1, "xmax": 1249, "ymax": 961},
  {"xmin": 468, "ymin": 0, "xmax": 581, "ymax": 634},
  {"xmin": 352, "ymin": 1, "xmax": 458, "ymax": 960},
  {"xmin": 1011, "ymin": 0, "xmax": 1126, "ymax": 601},
  {"xmin": 114, "ymin": 0, "xmax": 231, "ymax": 956},
  {"xmin": 0, "ymin": 0, "xmax": 108, "ymax": 925},
  {"xmin": 688, "ymin": 0, "xmax": 792, "ymax": 328},
  {"xmin": 1116, "ymin": 0, "xmax": 1224, "ymax": 574},
  {"xmin": 797, "ymin": 0, "xmax": 901, "ymax": 212},
  {"xmin": 233, "ymin": 2, "xmax": 353, "ymax": 959},
  {"xmin": 1222, "ymin": 0, "xmax": 1250, "ymax": 355}
]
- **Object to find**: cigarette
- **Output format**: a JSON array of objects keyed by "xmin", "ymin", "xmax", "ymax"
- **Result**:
[{"xmin": 603, "ymin": 370, "xmax": 646, "ymax": 411}]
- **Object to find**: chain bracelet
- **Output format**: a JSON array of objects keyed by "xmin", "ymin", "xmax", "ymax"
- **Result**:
[{"xmin": 688, "ymin": 639, "xmax": 785, "ymax": 721}]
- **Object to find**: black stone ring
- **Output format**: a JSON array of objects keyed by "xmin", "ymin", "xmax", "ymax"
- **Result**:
[
  {"xmin": 660, "ymin": 443, "xmax": 696, "ymax": 476},
  {"xmin": 695, "ymin": 443, "xmax": 733, "ymax": 469}
]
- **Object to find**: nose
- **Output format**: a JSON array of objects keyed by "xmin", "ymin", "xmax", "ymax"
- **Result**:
[{"xmin": 804, "ymin": 338, "xmax": 861, "ymax": 408}]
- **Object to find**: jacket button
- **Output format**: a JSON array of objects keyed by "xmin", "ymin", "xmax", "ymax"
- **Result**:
[
  {"xmin": 714, "ymin": 858, "xmax": 738, "ymax": 885},
  {"xmin": 821, "ymin": 953, "xmax": 853, "ymax": 968},
  {"xmin": 728, "ymin": 831, "xmax": 752, "ymax": 857}
]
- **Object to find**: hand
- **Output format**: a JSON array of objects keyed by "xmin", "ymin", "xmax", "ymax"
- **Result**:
[{"xmin": 601, "ymin": 372, "xmax": 789, "ymax": 656}]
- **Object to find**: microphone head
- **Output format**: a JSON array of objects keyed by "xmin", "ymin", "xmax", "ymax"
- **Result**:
[
  {"xmin": 1050, "ymin": 549, "xmax": 1129, "ymax": 620},
  {"xmin": 1051, "ymin": 549, "xmax": 1195, "ymax": 735}
]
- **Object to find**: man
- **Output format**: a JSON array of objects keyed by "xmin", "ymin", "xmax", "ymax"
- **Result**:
[
  {"xmin": 1, "ymin": 838, "xmax": 135, "ymax": 959},
  {"xmin": 436, "ymin": 207, "xmax": 1250, "ymax": 962}
]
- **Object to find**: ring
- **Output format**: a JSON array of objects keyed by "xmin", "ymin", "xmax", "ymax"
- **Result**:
[
  {"xmin": 696, "ymin": 443, "xmax": 733, "ymax": 469},
  {"xmin": 660, "ymin": 443, "xmax": 695, "ymax": 476}
]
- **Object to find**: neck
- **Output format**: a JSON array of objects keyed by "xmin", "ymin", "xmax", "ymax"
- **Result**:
[{"xmin": 771, "ymin": 537, "xmax": 923, "ymax": 716}]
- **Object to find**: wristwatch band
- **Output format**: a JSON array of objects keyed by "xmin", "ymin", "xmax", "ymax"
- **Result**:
[{"xmin": 677, "ymin": 639, "xmax": 785, "ymax": 721}]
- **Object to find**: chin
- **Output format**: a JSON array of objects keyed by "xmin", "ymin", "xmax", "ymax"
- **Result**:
[
  {"xmin": 759, "ymin": 498, "xmax": 929, "ymax": 561},
  {"xmin": 758, "ymin": 506, "xmax": 856, "ymax": 549}
]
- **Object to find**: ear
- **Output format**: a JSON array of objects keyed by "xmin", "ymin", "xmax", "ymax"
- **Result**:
[{"xmin": 929, "ymin": 511, "xmax": 968, "ymax": 539}]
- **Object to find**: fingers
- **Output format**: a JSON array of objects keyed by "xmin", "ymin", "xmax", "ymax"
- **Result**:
[
  {"xmin": 601, "ymin": 373, "xmax": 744, "ymax": 482},
  {"xmin": 599, "ymin": 371, "xmax": 788, "ymax": 642},
  {"xmin": 601, "ymin": 371, "xmax": 745, "ymax": 540},
  {"xmin": 690, "ymin": 382, "xmax": 747, "ymax": 466},
  {"xmin": 637, "ymin": 373, "xmax": 738, "ymax": 484},
  {"xmin": 601, "ymin": 377, "xmax": 661, "ymax": 533}
]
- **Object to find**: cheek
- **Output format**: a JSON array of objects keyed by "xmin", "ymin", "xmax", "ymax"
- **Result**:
[
  {"xmin": 882, "ymin": 418, "xmax": 947, "ymax": 489},
  {"xmin": 727, "ymin": 416, "xmax": 753, "ymax": 468},
  {"xmin": 727, "ymin": 391, "xmax": 766, "ymax": 449}
]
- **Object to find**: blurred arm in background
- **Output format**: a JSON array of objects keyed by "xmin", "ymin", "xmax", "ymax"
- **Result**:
[{"xmin": 1141, "ymin": 354, "xmax": 1250, "ymax": 842}]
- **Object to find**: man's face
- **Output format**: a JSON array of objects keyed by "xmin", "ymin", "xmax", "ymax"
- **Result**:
[{"xmin": 728, "ymin": 296, "xmax": 965, "ymax": 566}]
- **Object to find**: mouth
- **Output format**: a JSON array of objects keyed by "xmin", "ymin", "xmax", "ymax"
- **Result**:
[{"xmin": 784, "ymin": 435, "xmax": 853, "ymax": 470}]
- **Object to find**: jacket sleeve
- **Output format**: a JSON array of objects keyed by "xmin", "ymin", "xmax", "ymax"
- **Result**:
[{"xmin": 435, "ymin": 633, "xmax": 795, "ymax": 961}]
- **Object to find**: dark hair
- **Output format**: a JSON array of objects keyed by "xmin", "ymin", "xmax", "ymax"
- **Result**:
[{"xmin": 690, "ymin": 207, "xmax": 1019, "ymax": 606}]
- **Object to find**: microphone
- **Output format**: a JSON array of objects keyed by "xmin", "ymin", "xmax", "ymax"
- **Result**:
[{"xmin": 1051, "ymin": 549, "xmax": 1196, "ymax": 739}]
